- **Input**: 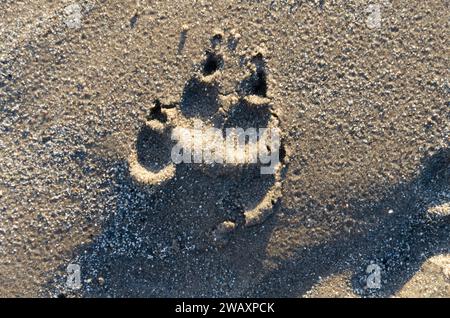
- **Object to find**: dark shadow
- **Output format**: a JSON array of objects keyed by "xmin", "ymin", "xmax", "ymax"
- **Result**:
[
  {"xmin": 135, "ymin": 124, "xmax": 173, "ymax": 172},
  {"xmin": 130, "ymin": 14, "xmax": 138, "ymax": 29},
  {"xmin": 202, "ymin": 51, "xmax": 223, "ymax": 76},
  {"xmin": 177, "ymin": 30, "xmax": 187, "ymax": 54},
  {"xmin": 239, "ymin": 70, "xmax": 267, "ymax": 97},
  {"xmin": 46, "ymin": 142, "xmax": 448, "ymax": 297},
  {"xmin": 223, "ymin": 99, "xmax": 271, "ymax": 131},
  {"xmin": 180, "ymin": 48, "xmax": 223, "ymax": 119},
  {"xmin": 210, "ymin": 33, "xmax": 223, "ymax": 49},
  {"xmin": 245, "ymin": 147, "xmax": 450, "ymax": 297},
  {"xmin": 238, "ymin": 54, "xmax": 267, "ymax": 97},
  {"xmin": 47, "ymin": 157, "xmax": 279, "ymax": 297},
  {"xmin": 180, "ymin": 77, "xmax": 220, "ymax": 119}
]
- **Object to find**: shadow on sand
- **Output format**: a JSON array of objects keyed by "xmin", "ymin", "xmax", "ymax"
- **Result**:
[{"xmin": 49, "ymin": 144, "xmax": 449, "ymax": 297}]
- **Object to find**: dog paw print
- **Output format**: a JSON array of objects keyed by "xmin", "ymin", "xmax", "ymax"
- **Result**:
[{"xmin": 128, "ymin": 32, "xmax": 286, "ymax": 243}]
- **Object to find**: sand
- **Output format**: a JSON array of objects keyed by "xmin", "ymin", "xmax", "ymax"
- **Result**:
[{"xmin": 0, "ymin": 0, "xmax": 448, "ymax": 297}]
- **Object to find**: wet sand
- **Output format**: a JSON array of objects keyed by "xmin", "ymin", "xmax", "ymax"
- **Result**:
[{"xmin": 0, "ymin": 0, "xmax": 448, "ymax": 297}]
